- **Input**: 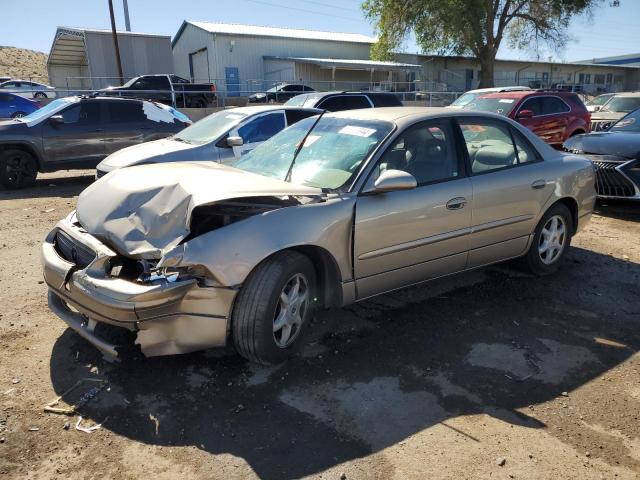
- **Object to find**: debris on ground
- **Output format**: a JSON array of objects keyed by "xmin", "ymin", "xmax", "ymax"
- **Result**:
[
  {"xmin": 75, "ymin": 416, "xmax": 107, "ymax": 434},
  {"xmin": 43, "ymin": 378, "xmax": 107, "ymax": 415},
  {"xmin": 11, "ymin": 378, "xmax": 20, "ymax": 384},
  {"xmin": 496, "ymin": 457, "xmax": 506, "ymax": 466}
]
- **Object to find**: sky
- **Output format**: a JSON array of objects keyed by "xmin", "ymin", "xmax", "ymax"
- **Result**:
[{"xmin": 1, "ymin": 0, "xmax": 638, "ymax": 62}]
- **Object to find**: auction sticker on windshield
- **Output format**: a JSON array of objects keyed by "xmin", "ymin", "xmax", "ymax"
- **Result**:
[
  {"xmin": 339, "ymin": 125, "xmax": 376, "ymax": 137},
  {"xmin": 498, "ymin": 99, "xmax": 515, "ymax": 103},
  {"xmin": 225, "ymin": 113, "xmax": 245, "ymax": 120}
]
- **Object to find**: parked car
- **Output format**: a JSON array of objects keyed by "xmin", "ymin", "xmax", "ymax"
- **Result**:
[
  {"xmin": 0, "ymin": 96, "xmax": 190, "ymax": 189},
  {"xmin": 463, "ymin": 90, "xmax": 590, "ymax": 146},
  {"xmin": 0, "ymin": 80, "xmax": 57, "ymax": 99},
  {"xmin": 447, "ymin": 86, "xmax": 531, "ymax": 109},
  {"xmin": 248, "ymin": 84, "xmax": 314, "ymax": 104},
  {"xmin": 0, "ymin": 76, "xmax": 11, "ymax": 83},
  {"xmin": 585, "ymin": 93, "xmax": 615, "ymax": 113},
  {"xmin": 96, "ymin": 105, "xmax": 321, "ymax": 177},
  {"xmin": 564, "ymin": 107, "xmax": 640, "ymax": 200},
  {"xmin": 42, "ymin": 107, "xmax": 595, "ymax": 364},
  {"xmin": 0, "ymin": 92, "xmax": 40, "ymax": 119},
  {"xmin": 589, "ymin": 92, "xmax": 640, "ymax": 131},
  {"xmin": 100, "ymin": 74, "xmax": 216, "ymax": 108},
  {"xmin": 285, "ymin": 91, "xmax": 402, "ymax": 111}
]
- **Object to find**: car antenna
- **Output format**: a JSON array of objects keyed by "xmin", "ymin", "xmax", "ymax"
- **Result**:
[{"xmin": 284, "ymin": 109, "xmax": 326, "ymax": 183}]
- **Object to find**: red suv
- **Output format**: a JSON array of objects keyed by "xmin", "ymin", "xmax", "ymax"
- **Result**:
[{"xmin": 463, "ymin": 91, "xmax": 591, "ymax": 146}]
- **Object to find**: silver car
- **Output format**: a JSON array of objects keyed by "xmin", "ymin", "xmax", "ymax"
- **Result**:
[
  {"xmin": 42, "ymin": 107, "xmax": 596, "ymax": 364},
  {"xmin": 0, "ymin": 80, "xmax": 57, "ymax": 99},
  {"xmin": 95, "ymin": 105, "xmax": 321, "ymax": 177}
]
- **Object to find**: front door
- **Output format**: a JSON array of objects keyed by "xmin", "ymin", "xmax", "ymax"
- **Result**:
[
  {"xmin": 516, "ymin": 96, "xmax": 570, "ymax": 145},
  {"xmin": 41, "ymin": 100, "xmax": 104, "ymax": 167},
  {"xmin": 354, "ymin": 119, "xmax": 472, "ymax": 299},
  {"xmin": 457, "ymin": 117, "xmax": 552, "ymax": 267}
]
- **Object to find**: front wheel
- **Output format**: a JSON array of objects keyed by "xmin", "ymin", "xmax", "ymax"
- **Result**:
[
  {"xmin": 34, "ymin": 92, "xmax": 47, "ymax": 99},
  {"xmin": 232, "ymin": 251, "xmax": 316, "ymax": 364},
  {"xmin": 520, "ymin": 203, "xmax": 573, "ymax": 275},
  {"xmin": 0, "ymin": 149, "xmax": 38, "ymax": 189}
]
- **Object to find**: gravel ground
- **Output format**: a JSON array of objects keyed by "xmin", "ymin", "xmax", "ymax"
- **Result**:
[{"xmin": 0, "ymin": 171, "xmax": 638, "ymax": 480}]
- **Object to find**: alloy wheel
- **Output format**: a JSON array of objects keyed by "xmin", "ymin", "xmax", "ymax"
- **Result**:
[
  {"xmin": 273, "ymin": 273, "xmax": 309, "ymax": 348},
  {"xmin": 538, "ymin": 215, "xmax": 567, "ymax": 265}
]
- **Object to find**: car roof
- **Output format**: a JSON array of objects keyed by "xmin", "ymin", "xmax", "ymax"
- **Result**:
[
  {"xmin": 467, "ymin": 86, "xmax": 531, "ymax": 94},
  {"xmin": 325, "ymin": 106, "xmax": 518, "ymax": 125},
  {"xmin": 611, "ymin": 92, "xmax": 640, "ymax": 98},
  {"xmin": 219, "ymin": 105, "xmax": 323, "ymax": 115}
]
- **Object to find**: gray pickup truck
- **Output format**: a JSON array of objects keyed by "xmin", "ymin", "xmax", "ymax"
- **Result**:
[{"xmin": 100, "ymin": 74, "xmax": 217, "ymax": 108}]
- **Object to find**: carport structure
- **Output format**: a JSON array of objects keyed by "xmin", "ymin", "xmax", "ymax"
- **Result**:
[
  {"xmin": 263, "ymin": 56, "xmax": 422, "ymax": 92},
  {"xmin": 47, "ymin": 27, "xmax": 174, "ymax": 91}
]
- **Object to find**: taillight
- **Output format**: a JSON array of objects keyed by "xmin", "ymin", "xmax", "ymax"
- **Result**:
[{"xmin": 210, "ymin": 84, "xmax": 216, "ymax": 92}]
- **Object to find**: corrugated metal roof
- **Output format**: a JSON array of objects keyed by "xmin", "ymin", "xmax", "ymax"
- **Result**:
[
  {"xmin": 56, "ymin": 26, "xmax": 171, "ymax": 39},
  {"xmin": 265, "ymin": 56, "xmax": 421, "ymax": 70},
  {"xmin": 187, "ymin": 21, "xmax": 375, "ymax": 44}
]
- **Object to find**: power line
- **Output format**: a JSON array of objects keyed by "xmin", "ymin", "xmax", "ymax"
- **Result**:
[
  {"xmin": 296, "ymin": 0, "xmax": 360, "ymax": 13},
  {"xmin": 241, "ymin": 0, "xmax": 364, "ymax": 22}
]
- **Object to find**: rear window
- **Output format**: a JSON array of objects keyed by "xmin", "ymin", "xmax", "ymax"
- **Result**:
[
  {"xmin": 369, "ymin": 93, "xmax": 402, "ymax": 107},
  {"xmin": 462, "ymin": 96, "xmax": 519, "ymax": 116},
  {"xmin": 105, "ymin": 101, "xmax": 145, "ymax": 122},
  {"xmin": 317, "ymin": 95, "xmax": 371, "ymax": 112}
]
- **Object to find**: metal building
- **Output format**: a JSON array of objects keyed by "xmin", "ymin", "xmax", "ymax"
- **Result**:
[
  {"xmin": 47, "ymin": 27, "xmax": 174, "ymax": 90},
  {"xmin": 171, "ymin": 21, "xmax": 421, "ymax": 95}
]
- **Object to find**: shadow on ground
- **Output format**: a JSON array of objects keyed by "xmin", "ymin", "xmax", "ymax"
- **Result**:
[
  {"xmin": 595, "ymin": 199, "xmax": 640, "ymax": 223},
  {"xmin": 49, "ymin": 246, "xmax": 640, "ymax": 478},
  {"xmin": 0, "ymin": 173, "xmax": 93, "ymax": 200}
]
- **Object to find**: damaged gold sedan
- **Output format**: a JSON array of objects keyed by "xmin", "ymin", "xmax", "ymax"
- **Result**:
[{"xmin": 42, "ymin": 108, "xmax": 596, "ymax": 364}]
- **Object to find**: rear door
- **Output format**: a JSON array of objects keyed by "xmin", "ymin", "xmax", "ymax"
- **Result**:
[
  {"xmin": 458, "ymin": 117, "xmax": 552, "ymax": 267},
  {"xmin": 102, "ymin": 100, "xmax": 149, "ymax": 155},
  {"xmin": 41, "ymin": 100, "xmax": 104, "ymax": 167},
  {"xmin": 516, "ymin": 96, "xmax": 569, "ymax": 145},
  {"xmin": 354, "ymin": 118, "xmax": 472, "ymax": 299}
]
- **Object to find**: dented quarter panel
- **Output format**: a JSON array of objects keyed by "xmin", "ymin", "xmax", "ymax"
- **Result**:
[{"xmin": 159, "ymin": 195, "xmax": 356, "ymax": 287}]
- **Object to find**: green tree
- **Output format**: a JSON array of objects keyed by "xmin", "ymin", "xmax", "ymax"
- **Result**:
[{"xmin": 363, "ymin": 0, "xmax": 611, "ymax": 88}]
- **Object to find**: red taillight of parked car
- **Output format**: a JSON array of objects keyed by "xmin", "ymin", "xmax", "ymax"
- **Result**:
[{"xmin": 210, "ymin": 84, "xmax": 216, "ymax": 92}]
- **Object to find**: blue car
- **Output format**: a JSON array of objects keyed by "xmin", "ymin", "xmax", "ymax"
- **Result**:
[{"xmin": 0, "ymin": 92, "xmax": 39, "ymax": 119}]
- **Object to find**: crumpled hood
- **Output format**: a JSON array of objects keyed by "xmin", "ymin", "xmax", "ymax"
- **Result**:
[
  {"xmin": 76, "ymin": 161, "xmax": 322, "ymax": 258},
  {"xmin": 591, "ymin": 111, "xmax": 626, "ymax": 122},
  {"xmin": 564, "ymin": 132, "xmax": 640, "ymax": 158},
  {"xmin": 97, "ymin": 139, "xmax": 198, "ymax": 172}
]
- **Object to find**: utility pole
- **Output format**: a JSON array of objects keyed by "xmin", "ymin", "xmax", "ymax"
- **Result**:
[
  {"xmin": 108, "ymin": 0, "xmax": 124, "ymax": 85},
  {"xmin": 123, "ymin": 0, "xmax": 131, "ymax": 31}
]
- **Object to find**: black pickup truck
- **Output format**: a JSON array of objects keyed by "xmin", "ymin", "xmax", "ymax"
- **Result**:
[{"xmin": 100, "ymin": 74, "xmax": 216, "ymax": 108}]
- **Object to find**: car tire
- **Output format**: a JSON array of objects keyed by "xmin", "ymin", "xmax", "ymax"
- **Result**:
[
  {"xmin": 0, "ymin": 149, "xmax": 38, "ymax": 189},
  {"xmin": 191, "ymin": 97, "xmax": 207, "ymax": 108},
  {"xmin": 11, "ymin": 111, "xmax": 27, "ymax": 118},
  {"xmin": 519, "ymin": 203, "xmax": 573, "ymax": 276},
  {"xmin": 232, "ymin": 251, "xmax": 316, "ymax": 365},
  {"xmin": 34, "ymin": 92, "xmax": 47, "ymax": 99}
]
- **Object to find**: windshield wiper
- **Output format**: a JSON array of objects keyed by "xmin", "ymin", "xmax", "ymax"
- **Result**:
[{"xmin": 284, "ymin": 110, "xmax": 326, "ymax": 182}]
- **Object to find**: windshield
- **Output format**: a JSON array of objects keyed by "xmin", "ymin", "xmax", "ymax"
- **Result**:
[
  {"xmin": 610, "ymin": 108, "xmax": 640, "ymax": 132},
  {"xmin": 587, "ymin": 94, "xmax": 613, "ymax": 107},
  {"xmin": 18, "ymin": 97, "xmax": 76, "ymax": 124},
  {"xmin": 462, "ymin": 97, "xmax": 518, "ymax": 116},
  {"xmin": 450, "ymin": 92, "xmax": 478, "ymax": 107},
  {"xmin": 120, "ymin": 77, "xmax": 138, "ymax": 88},
  {"xmin": 234, "ymin": 116, "xmax": 394, "ymax": 190},
  {"xmin": 601, "ymin": 96, "xmax": 640, "ymax": 113},
  {"xmin": 174, "ymin": 110, "xmax": 247, "ymax": 144},
  {"xmin": 285, "ymin": 94, "xmax": 311, "ymax": 107}
]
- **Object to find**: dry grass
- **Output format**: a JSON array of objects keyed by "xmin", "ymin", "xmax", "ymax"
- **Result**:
[{"xmin": 0, "ymin": 46, "xmax": 49, "ymax": 83}]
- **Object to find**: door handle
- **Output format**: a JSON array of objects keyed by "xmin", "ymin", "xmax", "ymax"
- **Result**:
[
  {"xmin": 446, "ymin": 197, "xmax": 467, "ymax": 210},
  {"xmin": 531, "ymin": 179, "xmax": 547, "ymax": 189}
]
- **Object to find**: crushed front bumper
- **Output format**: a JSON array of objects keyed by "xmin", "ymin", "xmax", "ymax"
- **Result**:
[{"xmin": 42, "ymin": 216, "xmax": 237, "ymax": 359}]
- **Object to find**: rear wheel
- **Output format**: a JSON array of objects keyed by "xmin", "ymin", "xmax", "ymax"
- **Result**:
[
  {"xmin": 0, "ymin": 149, "xmax": 38, "ymax": 189},
  {"xmin": 520, "ymin": 203, "xmax": 573, "ymax": 275},
  {"xmin": 34, "ymin": 92, "xmax": 47, "ymax": 99},
  {"xmin": 232, "ymin": 251, "xmax": 316, "ymax": 364},
  {"xmin": 190, "ymin": 97, "xmax": 207, "ymax": 108}
]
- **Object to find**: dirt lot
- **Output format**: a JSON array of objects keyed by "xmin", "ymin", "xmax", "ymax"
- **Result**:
[{"xmin": 0, "ymin": 171, "xmax": 638, "ymax": 479}]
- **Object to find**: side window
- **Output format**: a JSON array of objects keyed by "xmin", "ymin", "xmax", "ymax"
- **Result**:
[
  {"xmin": 283, "ymin": 85, "xmax": 301, "ymax": 92},
  {"xmin": 520, "ymin": 97, "xmax": 543, "ymax": 116},
  {"xmin": 542, "ymin": 97, "xmax": 570, "ymax": 114},
  {"xmin": 318, "ymin": 95, "xmax": 371, "ymax": 112},
  {"xmin": 303, "ymin": 86, "xmax": 314, "ymax": 92},
  {"xmin": 60, "ymin": 102, "xmax": 101, "ymax": 124},
  {"xmin": 376, "ymin": 120, "xmax": 459, "ymax": 185},
  {"xmin": 285, "ymin": 109, "xmax": 317, "ymax": 126},
  {"xmin": 238, "ymin": 112, "xmax": 286, "ymax": 143},
  {"xmin": 511, "ymin": 128, "xmax": 540, "ymax": 164},
  {"xmin": 459, "ymin": 120, "xmax": 518, "ymax": 174},
  {"xmin": 370, "ymin": 93, "xmax": 401, "ymax": 107},
  {"xmin": 106, "ymin": 101, "xmax": 146, "ymax": 123},
  {"xmin": 133, "ymin": 76, "xmax": 168, "ymax": 91}
]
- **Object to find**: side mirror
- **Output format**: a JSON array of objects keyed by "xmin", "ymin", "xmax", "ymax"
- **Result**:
[
  {"xmin": 226, "ymin": 136, "xmax": 244, "ymax": 147},
  {"xmin": 49, "ymin": 114, "xmax": 64, "ymax": 125},
  {"xmin": 516, "ymin": 109, "xmax": 534, "ymax": 120},
  {"xmin": 368, "ymin": 169, "xmax": 417, "ymax": 194},
  {"xmin": 593, "ymin": 105, "xmax": 601, "ymax": 112}
]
